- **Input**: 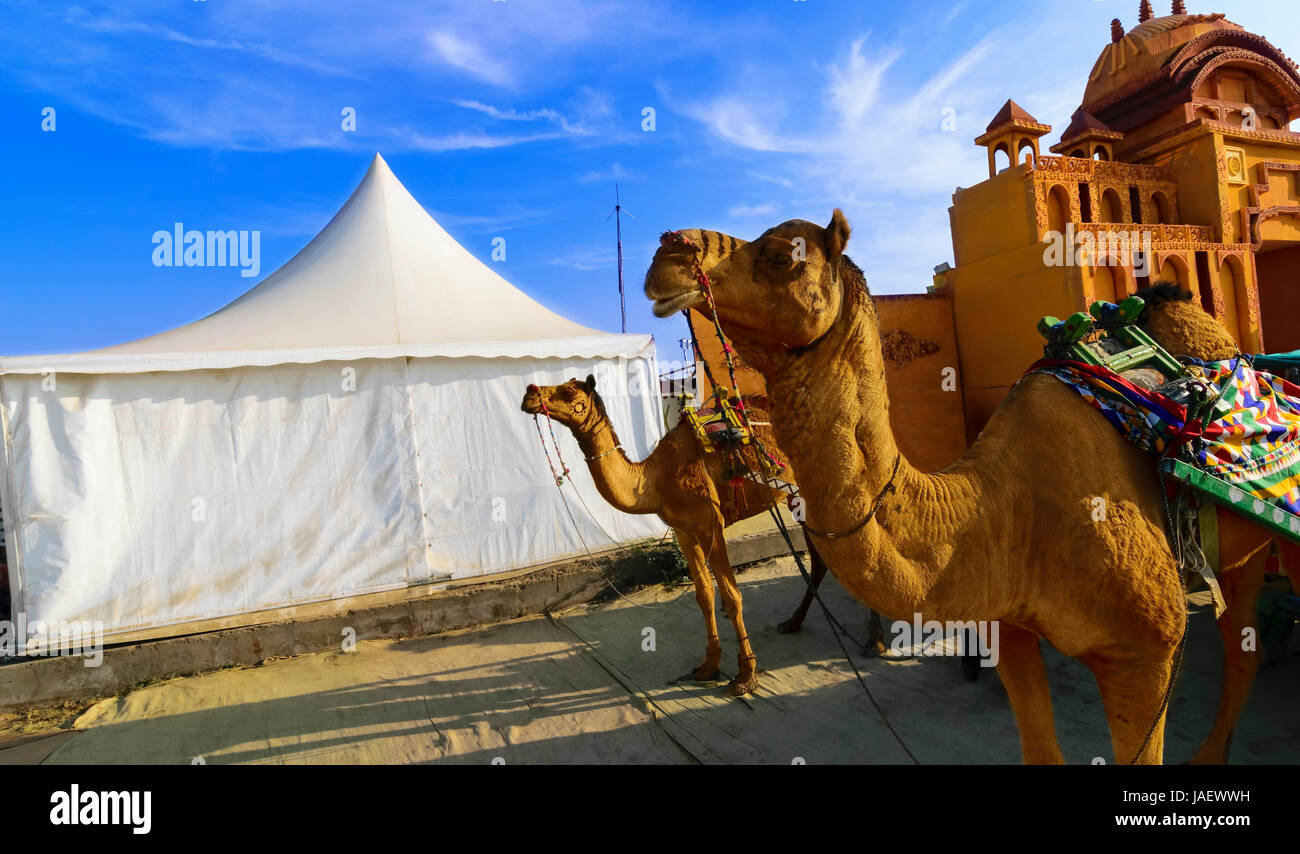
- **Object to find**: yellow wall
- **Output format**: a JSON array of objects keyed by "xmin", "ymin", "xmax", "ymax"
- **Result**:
[
  {"xmin": 690, "ymin": 295, "xmax": 967, "ymax": 474},
  {"xmin": 1151, "ymin": 134, "xmax": 1222, "ymax": 233},
  {"xmin": 948, "ymin": 241, "xmax": 1082, "ymax": 382},
  {"xmin": 949, "ymin": 166, "xmax": 1036, "ymax": 266},
  {"xmin": 875, "ymin": 294, "xmax": 968, "ymax": 472}
]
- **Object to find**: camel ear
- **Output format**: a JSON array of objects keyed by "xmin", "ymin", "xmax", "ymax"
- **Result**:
[
  {"xmin": 825, "ymin": 209, "xmax": 851, "ymax": 260},
  {"xmin": 584, "ymin": 374, "xmax": 597, "ymax": 391}
]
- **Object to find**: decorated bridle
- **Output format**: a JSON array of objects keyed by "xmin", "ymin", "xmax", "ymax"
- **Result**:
[{"xmin": 658, "ymin": 229, "xmax": 901, "ymax": 540}]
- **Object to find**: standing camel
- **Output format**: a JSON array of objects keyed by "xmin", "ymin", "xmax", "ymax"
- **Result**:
[
  {"xmin": 644, "ymin": 212, "xmax": 1279, "ymax": 764},
  {"xmin": 521, "ymin": 376, "xmax": 874, "ymax": 695},
  {"xmin": 1114, "ymin": 282, "xmax": 1299, "ymax": 763}
]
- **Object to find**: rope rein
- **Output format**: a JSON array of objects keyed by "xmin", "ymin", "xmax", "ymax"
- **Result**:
[
  {"xmin": 667, "ymin": 231, "xmax": 917, "ymax": 763},
  {"xmin": 531, "ymin": 395, "xmax": 696, "ymax": 612},
  {"xmin": 802, "ymin": 454, "xmax": 902, "ymax": 540}
]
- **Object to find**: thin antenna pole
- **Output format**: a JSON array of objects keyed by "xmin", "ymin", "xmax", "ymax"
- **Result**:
[
  {"xmin": 606, "ymin": 184, "xmax": 634, "ymax": 334},
  {"xmin": 615, "ymin": 184, "xmax": 625, "ymax": 333}
]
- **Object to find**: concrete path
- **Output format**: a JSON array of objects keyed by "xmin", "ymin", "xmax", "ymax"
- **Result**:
[{"xmin": 36, "ymin": 557, "xmax": 1300, "ymax": 765}]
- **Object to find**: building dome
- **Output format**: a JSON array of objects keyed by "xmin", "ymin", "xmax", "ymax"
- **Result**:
[{"xmin": 1079, "ymin": 6, "xmax": 1300, "ymax": 129}]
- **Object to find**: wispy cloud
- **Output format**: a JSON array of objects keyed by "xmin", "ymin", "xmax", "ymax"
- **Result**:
[
  {"xmin": 427, "ymin": 206, "xmax": 553, "ymax": 233},
  {"xmin": 580, "ymin": 162, "xmax": 643, "ymax": 183},
  {"xmin": 547, "ymin": 246, "xmax": 618, "ymax": 272},
  {"xmin": 400, "ymin": 129, "xmax": 570, "ymax": 152},
  {"xmin": 728, "ymin": 202, "xmax": 778, "ymax": 217},
  {"xmin": 71, "ymin": 14, "xmax": 352, "ymax": 77},
  {"xmin": 427, "ymin": 31, "xmax": 514, "ymax": 87}
]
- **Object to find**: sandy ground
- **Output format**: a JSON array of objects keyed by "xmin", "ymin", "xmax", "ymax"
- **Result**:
[{"xmin": 21, "ymin": 554, "xmax": 1300, "ymax": 765}]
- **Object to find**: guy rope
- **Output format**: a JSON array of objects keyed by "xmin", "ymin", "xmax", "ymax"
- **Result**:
[
  {"xmin": 661, "ymin": 229, "xmax": 918, "ymax": 763},
  {"xmin": 530, "ymin": 395, "xmax": 692, "ymax": 612}
]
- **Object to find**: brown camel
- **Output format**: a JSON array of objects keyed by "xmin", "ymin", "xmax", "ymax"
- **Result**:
[
  {"xmin": 644, "ymin": 211, "xmax": 1282, "ymax": 764},
  {"xmin": 1126, "ymin": 283, "xmax": 1298, "ymax": 763},
  {"xmin": 520, "ymin": 376, "xmax": 875, "ymax": 695}
]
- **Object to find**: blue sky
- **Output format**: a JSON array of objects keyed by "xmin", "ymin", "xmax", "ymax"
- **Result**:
[{"xmin": 2, "ymin": 0, "xmax": 1297, "ymax": 357}]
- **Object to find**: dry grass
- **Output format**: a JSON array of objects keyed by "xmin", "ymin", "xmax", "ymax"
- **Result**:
[{"xmin": 0, "ymin": 699, "xmax": 97, "ymax": 738}]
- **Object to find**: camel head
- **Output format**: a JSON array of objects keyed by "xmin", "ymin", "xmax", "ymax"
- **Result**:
[
  {"xmin": 644, "ymin": 211, "xmax": 855, "ymax": 365},
  {"xmin": 520, "ymin": 375, "xmax": 601, "ymax": 430},
  {"xmin": 1133, "ymin": 281, "xmax": 1239, "ymax": 362}
]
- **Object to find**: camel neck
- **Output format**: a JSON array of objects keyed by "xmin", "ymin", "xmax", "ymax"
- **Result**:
[
  {"xmin": 754, "ymin": 288, "xmax": 989, "ymax": 619},
  {"xmin": 570, "ymin": 406, "xmax": 657, "ymax": 515}
]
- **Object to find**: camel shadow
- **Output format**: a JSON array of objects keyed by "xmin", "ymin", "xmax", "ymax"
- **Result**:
[{"xmin": 42, "ymin": 560, "xmax": 1300, "ymax": 765}]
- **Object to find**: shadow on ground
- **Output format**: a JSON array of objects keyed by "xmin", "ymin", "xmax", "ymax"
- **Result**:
[{"xmin": 38, "ymin": 557, "xmax": 1300, "ymax": 765}]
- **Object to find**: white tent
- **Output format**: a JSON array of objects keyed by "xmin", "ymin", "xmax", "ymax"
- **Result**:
[{"xmin": 0, "ymin": 154, "xmax": 667, "ymax": 642}]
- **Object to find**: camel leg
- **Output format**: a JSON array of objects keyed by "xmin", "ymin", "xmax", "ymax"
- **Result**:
[
  {"xmin": 1088, "ymin": 652, "xmax": 1176, "ymax": 765},
  {"xmin": 671, "ymin": 528, "xmax": 723, "ymax": 683},
  {"xmin": 703, "ymin": 526, "xmax": 760, "ymax": 696},
  {"xmin": 777, "ymin": 534, "xmax": 828, "ymax": 634},
  {"xmin": 1187, "ymin": 545, "xmax": 1269, "ymax": 764},
  {"xmin": 863, "ymin": 608, "xmax": 886, "ymax": 658},
  {"xmin": 995, "ymin": 624, "xmax": 1065, "ymax": 764}
]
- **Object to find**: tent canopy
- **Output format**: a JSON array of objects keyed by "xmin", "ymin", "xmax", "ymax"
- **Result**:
[
  {"xmin": 1, "ymin": 154, "xmax": 649, "ymax": 374},
  {"xmin": 0, "ymin": 155, "xmax": 667, "ymax": 640}
]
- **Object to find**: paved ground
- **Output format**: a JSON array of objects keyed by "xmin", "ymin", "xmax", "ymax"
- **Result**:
[{"xmin": 15, "ymin": 554, "xmax": 1300, "ymax": 765}]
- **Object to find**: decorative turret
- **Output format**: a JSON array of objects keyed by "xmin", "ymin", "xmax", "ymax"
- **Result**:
[
  {"xmin": 1049, "ymin": 108, "xmax": 1124, "ymax": 160},
  {"xmin": 1172, "ymin": 0, "xmax": 1187, "ymax": 13},
  {"xmin": 1139, "ymin": 0, "xmax": 1153, "ymax": 23},
  {"xmin": 974, "ymin": 100, "xmax": 1052, "ymax": 177},
  {"xmin": 1111, "ymin": 19, "xmax": 1124, "ymax": 43}
]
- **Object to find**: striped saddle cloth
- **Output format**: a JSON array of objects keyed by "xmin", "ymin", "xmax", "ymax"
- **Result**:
[{"xmin": 1027, "ymin": 356, "xmax": 1300, "ymax": 521}]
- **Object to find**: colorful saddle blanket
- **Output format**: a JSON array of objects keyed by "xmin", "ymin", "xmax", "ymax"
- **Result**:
[{"xmin": 1030, "ymin": 357, "xmax": 1300, "ymax": 518}]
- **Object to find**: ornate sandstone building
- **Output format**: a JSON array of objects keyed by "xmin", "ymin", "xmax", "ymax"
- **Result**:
[
  {"xmin": 692, "ymin": 2, "xmax": 1299, "ymax": 469},
  {"xmin": 942, "ymin": 2, "xmax": 1300, "ymax": 441}
]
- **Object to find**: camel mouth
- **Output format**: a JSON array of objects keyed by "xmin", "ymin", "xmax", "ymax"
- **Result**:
[
  {"xmin": 520, "ymin": 394, "xmax": 543, "ymax": 414},
  {"xmin": 651, "ymin": 288, "xmax": 702, "ymax": 318}
]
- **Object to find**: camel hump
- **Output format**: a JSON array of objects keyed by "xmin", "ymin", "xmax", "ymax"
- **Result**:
[{"xmin": 1133, "ymin": 281, "xmax": 1238, "ymax": 361}]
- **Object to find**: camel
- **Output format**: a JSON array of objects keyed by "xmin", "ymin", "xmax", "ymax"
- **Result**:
[
  {"xmin": 644, "ymin": 211, "xmax": 1282, "ymax": 764},
  {"xmin": 520, "ymin": 375, "xmax": 872, "ymax": 695},
  {"xmin": 1123, "ymin": 282, "xmax": 1299, "ymax": 763}
]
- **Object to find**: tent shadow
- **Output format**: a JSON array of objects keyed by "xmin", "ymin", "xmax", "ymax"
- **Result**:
[{"xmin": 42, "ymin": 560, "xmax": 1300, "ymax": 765}]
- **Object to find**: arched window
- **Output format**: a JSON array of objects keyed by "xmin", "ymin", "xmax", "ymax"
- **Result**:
[
  {"xmin": 1092, "ymin": 265, "xmax": 1117, "ymax": 304},
  {"xmin": 1047, "ymin": 185, "xmax": 1070, "ymax": 234},
  {"xmin": 1219, "ymin": 255, "xmax": 1245, "ymax": 342},
  {"xmin": 1093, "ymin": 146, "xmax": 1110, "ymax": 161},
  {"xmin": 994, "ymin": 144, "xmax": 1011, "ymax": 173},
  {"xmin": 1100, "ymin": 188, "xmax": 1124, "ymax": 223},
  {"xmin": 1158, "ymin": 256, "xmax": 1189, "ymax": 290},
  {"xmin": 1151, "ymin": 191, "xmax": 1173, "ymax": 225},
  {"xmin": 1018, "ymin": 139, "xmax": 1036, "ymax": 167}
]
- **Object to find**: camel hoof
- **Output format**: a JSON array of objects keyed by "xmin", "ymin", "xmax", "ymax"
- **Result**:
[
  {"xmin": 861, "ymin": 641, "xmax": 887, "ymax": 658},
  {"xmin": 671, "ymin": 665, "xmax": 720, "ymax": 684},
  {"xmin": 776, "ymin": 617, "xmax": 803, "ymax": 634},
  {"xmin": 725, "ymin": 675, "xmax": 759, "ymax": 696}
]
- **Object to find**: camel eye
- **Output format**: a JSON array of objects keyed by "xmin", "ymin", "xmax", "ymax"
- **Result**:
[{"xmin": 769, "ymin": 253, "xmax": 792, "ymax": 268}]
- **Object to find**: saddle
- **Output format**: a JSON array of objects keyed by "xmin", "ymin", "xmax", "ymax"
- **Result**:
[
  {"xmin": 681, "ymin": 387, "xmax": 787, "ymax": 485},
  {"xmin": 683, "ymin": 387, "xmax": 754, "ymax": 450},
  {"xmin": 1032, "ymin": 297, "xmax": 1300, "ymax": 613}
]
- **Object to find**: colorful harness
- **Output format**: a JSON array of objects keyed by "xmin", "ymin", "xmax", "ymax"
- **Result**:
[{"xmin": 1028, "ymin": 296, "xmax": 1300, "ymax": 546}]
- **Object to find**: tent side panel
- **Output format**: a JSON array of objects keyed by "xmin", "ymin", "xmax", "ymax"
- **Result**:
[
  {"xmin": 0, "ymin": 378, "xmax": 26, "ymax": 619},
  {"xmin": 407, "ymin": 354, "xmax": 668, "ymax": 580},
  {"xmin": 5, "ymin": 361, "xmax": 426, "ymax": 637}
]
